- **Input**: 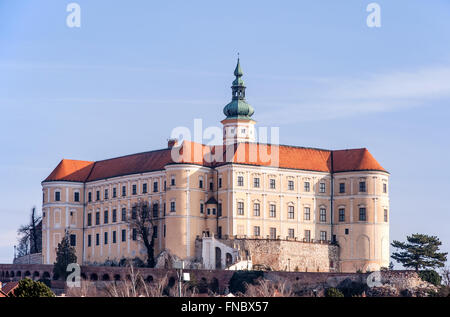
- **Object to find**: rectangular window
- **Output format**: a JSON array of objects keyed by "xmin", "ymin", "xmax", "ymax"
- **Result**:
[
  {"xmin": 339, "ymin": 183, "xmax": 345, "ymax": 193},
  {"xmin": 320, "ymin": 231, "xmax": 327, "ymax": 242},
  {"xmin": 207, "ymin": 208, "xmax": 211, "ymax": 215},
  {"xmin": 288, "ymin": 180, "xmax": 294, "ymax": 191},
  {"xmin": 270, "ymin": 228, "xmax": 277, "ymax": 239},
  {"xmin": 304, "ymin": 230, "xmax": 311, "ymax": 242},
  {"xmin": 384, "ymin": 209, "xmax": 388, "ymax": 222},
  {"xmin": 121, "ymin": 208, "xmax": 126, "ymax": 221},
  {"xmin": 288, "ymin": 206, "xmax": 295, "ymax": 219},
  {"xmin": 359, "ymin": 207, "xmax": 367, "ymax": 221},
  {"xmin": 74, "ymin": 192, "xmax": 80, "ymax": 202},
  {"xmin": 164, "ymin": 225, "xmax": 166, "ymax": 238},
  {"xmin": 212, "ymin": 208, "xmax": 216, "ymax": 215},
  {"xmin": 269, "ymin": 179, "xmax": 276, "ymax": 189},
  {"xmin": 104, "ymin": 232, "xmax": 108, "ymax": 244},
  {"xmin": 254, "ymin": 226, "xmax": 260, "ymax": 237},
  {"xmin": 253, "ymin": 178, "xmax": 260, "ymax": 188},
  {"xmin": 153, "ymin": 226, "xmax": 158, "ymax": 239},
  {"xmin": 113, "ymin": 187, "xmax": 117, "ymax": 198},
  {"xmin": 132, "ymin": 229, "xmax": 137, "ymax": 241},
  {"xmin": 237, "ymin": 202, "xmax": 244, "ymax": 215},
  {"xmin": 304, "ymin": 182, "xmax": 310, "ymax": 192},
  {"xmin": 113, "ymin": 231, "xmax": 117, "ymax": 244},
  {"xmin": 131, "ymin": 207, "xmax": 137, "ymax": 219},
  {"xmin": 304, "ymin": 207, "xmax": 311, "ymax": 221},
  {"xmin": 200, "ymin": 203, "xmax": 204, "ymax": 214},
  {"xmin": 339, "ymin": 208, "xmax": 345, "ymax": 222},
  {"xmin": 288, "ymin": 228, "xmax": 295, "ymax": 239},
  {"xmin": 171, "ymin": 177, "xmax": 175, "ymax": 186},
  {"xmin": 122, "ymin": 186, "xmax": 126, "ymax": 197},
  {"xmin": 319, "ymin": 183, "xmax": 326, "ymax": 193},
  {"xmin": 237, "ymin": 176, "xmax": 244, "ymax": 186},
  {"xmin": 253, "ymin": 203, "xmax": 260, "ymax": 217},
  {"xmin": 96, "ymin": 190, "xmax": 100, "ymax": 201},
  {"xmin": 132, "ymin": 184, "xmax": 137, "ymax": 195},
  {"xmin": 170, "ymin": 201, "xmax": 176, "ymax": 212},
  {"xmin": 55, "ymin": 191, "xmax": 61, "ymax": 202},
  {"xmin": 142, "ymin": 183, "xmax": 147, "ymax": 194},
  {"xmin": 112, "ymin": 209, "xmax": 117, "ymax": 223},
  {"xmin": 87, "ymin": 234, "xmax": 92, "ymax": 247},
  {"xmin": 345, "ymin": 228, "xmax": 349, "ymax": 235},
  {"xmin": 87, "ymin": 213, "xmax": 92, "ymax": 226},
  {"xmin": 104, "ymin": 189, "xmax": 108, "ymax": 200},
  {"xmin": 209, "ymin": 182, "xmax": 213, "ymax": 191},
  {"xmin": 121, "ymin": 229, "xmax": 126, "ymax": 242},
  {"xmin": 88, "ymin": 192, "xmax": 92, "ymax": 202},
  {"xmin": 70, "ymin": 234, "xmax": 76, "ymax": 246},
  {"xmin": 153, "ymin": 204, "xmax": 159, "ymax": 218},
  {"xmin": 96, "ymin": 233, "xmax": 99, "ymax": 246},
  {"xmin": 218, "ymin": 203, "xmax": 222, "ymax": 217},
  {"xmin": 320, "ymin": 208, "xmax": 327, "ymax": 222},
  {"xmin": 269, "ymin": 204, "xmax": 276, "ymax": 218},
  {"xmin": 383, "ymin": 183, "xmax": 387, "ymax": 193},
  {"xmin": 359, "ymin": 181, "xmax": 366, "ymax": 192},
  {"xmin": 104, "ymin": 210, "xmax": 108, "ymax": 224},
  {"xmin": 95, "ymin": 212, "xmax": 100, "ymax": 225},
  {"xmin": 218, "ymin": 178, "xmax": 222, "ymax": 188},
  {"xmin": 199, "ymin": 179, "xmax": 203, "ymax": 188},
  {"xmin": 153, "ymin": 182, "xmax": 158, "ymax": 192}
]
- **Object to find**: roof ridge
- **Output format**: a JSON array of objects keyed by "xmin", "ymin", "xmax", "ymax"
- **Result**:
[{"xmin": 93, "ymin": 147, "xmax": 171, "ymax": 163}]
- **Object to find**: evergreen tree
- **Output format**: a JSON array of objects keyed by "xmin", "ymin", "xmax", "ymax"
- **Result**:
[
  {"xmin": 53, "ymin": 231, "xmax": 77, "ymax": 279},
  {"xmin": 391, "ymin": 233, "xmax": 447, "ymax": 271},
  {"xmin": 12, "ymin": 278, "xmax": 55, "ymax": 297}
]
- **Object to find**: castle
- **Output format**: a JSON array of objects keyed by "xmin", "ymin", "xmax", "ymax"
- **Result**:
[{"xmin": 41, "ymin": 59, "xmax": 390, "ymax": 272}]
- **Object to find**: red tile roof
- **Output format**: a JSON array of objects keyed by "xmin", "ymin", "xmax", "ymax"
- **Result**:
[
  {"xmin": 1, "ymin": 281, "xmax": 19, "ymax": 296},
  {"xmin": 43, "ymin": 142, "xmax": 387, "ymax": 183}
]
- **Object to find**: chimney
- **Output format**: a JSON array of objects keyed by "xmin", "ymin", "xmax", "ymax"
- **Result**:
[{"xmin": 168, "ymin": 138, "xmax": 178, "ymax": 149}]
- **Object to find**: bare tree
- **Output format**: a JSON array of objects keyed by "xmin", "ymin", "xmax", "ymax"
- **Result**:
[
  {"xmin": 17, "ymin": 207, "xmax": 42, "ymax": 256},
  {"xmin": 243, "ymin": 278, "xmax": 294, "ymax": 297},
  {"xmin": 441, "ymin": 266, "xmax": 450, "ymax": 288},
  {"xmin": 125, "ymin": 200, "xmax": 157, "ymax": 267}
]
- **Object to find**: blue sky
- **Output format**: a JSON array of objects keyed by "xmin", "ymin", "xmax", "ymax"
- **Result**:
[{"xmin": 0, "ymin": 0, "xmax": 449, "ymax": 265}]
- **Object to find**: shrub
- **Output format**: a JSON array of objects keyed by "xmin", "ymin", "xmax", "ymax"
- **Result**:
[
  {"xmin": 13, "ymin": 278, "xmax": 55, "ymax": 297},
  {"xmin": 326, "ymin": 287, "xmax": 344, "ymax": 297},
  {"xmin": 419, "ymin": 270, "xmax": 442, "ymax": 286}
]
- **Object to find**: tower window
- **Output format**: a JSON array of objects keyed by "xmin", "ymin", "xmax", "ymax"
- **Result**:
[
  {"xmin": 74, "ymin": 192, "xmax": 80, "ymax": 202},
  {"xmin": 339, "ymin": 183, "xmax": 345, "ymax": 193},
  {"xmin": 170, "ymin": 201, "xmax": 176, "ymax": 212},
  {"xmin": 359, "ymin": 181, "xmax": 366, "ymax": 193},
  {"xmin": 253, "ymin": 178, "xmax": 260, "ymax": 188},
  {"xmin": 383, "ymin": 183, "xmax": 387, "ymax": 193},
  {"xmin": 384, "ymin": 209, "xmax": 388, "ymax": 222},
  {"xmin": 359, "ymin": 207, "xmax": 367, "ymax": 221},
  {"xmin": 237, "ymin": 176, "xmax": 244, "ymax": 186},
  {"xmin": 55, "ymin": 191, "xmax": 61, "ymax": 202},
  {"xmin": 345, "ymin": 228, "xmax": 349, "ymax": 235}
]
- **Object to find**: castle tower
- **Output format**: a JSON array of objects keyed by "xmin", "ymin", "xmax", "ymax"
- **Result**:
[{"xmin": 222, "ymin": 58, "xmax": 256, "ymax": 145}]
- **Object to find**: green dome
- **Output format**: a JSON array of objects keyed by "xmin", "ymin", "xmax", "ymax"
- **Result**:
[
  {"xmin": 223, "ymin": 99, "xmax": 255, "ymax": 119},
  {"xmin": 223, "ymin": 58, "xmax": 255, "ymax": 120}
]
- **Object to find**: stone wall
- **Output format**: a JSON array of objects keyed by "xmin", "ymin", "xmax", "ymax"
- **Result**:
[
  {"xmin": 13, "ymin": 253, "xmax": 42, "ymax": 265},
  {"xmin": 219, "ymin": 238, "xmax": 339, "ymax": 272}
]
